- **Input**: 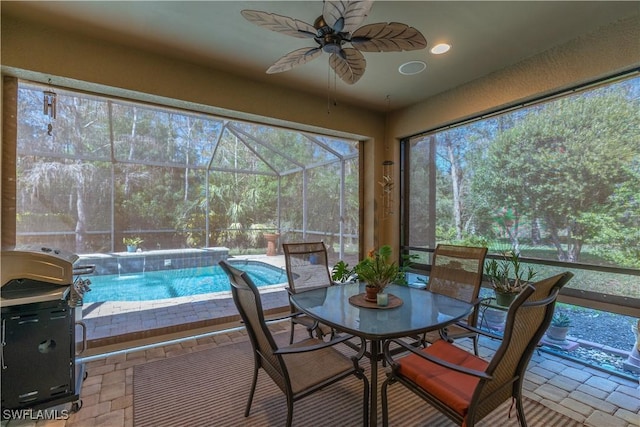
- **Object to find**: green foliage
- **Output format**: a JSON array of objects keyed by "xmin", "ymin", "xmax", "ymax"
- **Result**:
[
  {"xmin": 15, "ymin": 83, "xmax": 359, "ymax": 254},
  {"xmin": 331, "ymin": 260, "xmax": 355, "ymax": 283},
  {"xmin": 551, "ymin": 311, "xmax": 572, "ymax": 327},
  {"xmin": 123, "ymin": 236, "xmax": 143, "ymax": 246},
  {"xmin": 354, "ymin": 245, "xmax": 400, "ymax": 291},
  {"xmin": 469, "ymin": 84, "xmax": 639, "ymax": 263},
  {"xmin": 455, "ymin": 234, "xmax": 488, "ymax": 248},
  {"xmin": 485, "ymin": 251, "xmax": 537, "ymax": 293}
]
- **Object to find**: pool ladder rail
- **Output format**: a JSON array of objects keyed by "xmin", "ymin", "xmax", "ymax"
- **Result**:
[{"xmin": 71, "ymin": 265, "xmax": 94, "ymax": 308}]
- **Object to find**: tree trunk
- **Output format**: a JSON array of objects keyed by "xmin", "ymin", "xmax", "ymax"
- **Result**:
[
  {"xmin": 75, "ymin": 179, "xmax": 87, "ymax": 253},
  {"xmin": 124, "ymin": 107, "xmax": 138, "ymax": 195},
  {"xmin": 447, "ymin": 142, "xmax": 463, "ymax": 240},
  {"xmin": 531, "ymin": 217, "xmax": 541, "ymax": 244},
  {"xmin": 546, "ymin": 214, "xmax": 570, "ymax": 261}
]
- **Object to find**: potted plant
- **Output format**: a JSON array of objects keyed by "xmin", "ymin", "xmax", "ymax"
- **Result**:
[
  {"xmin": 354, "ymin": 245, "xmax": 400, "ymax": 303},
  {"xmin": 485, "ymin": 251, "xmax": 537, "ymax": 306},
  {"xmin": 546, "ymin": 311, "xmax": 572, "ymax": 341},
  {"xmin": 123, "ymin": 236, "xmax": 143, "ymax": 252}
]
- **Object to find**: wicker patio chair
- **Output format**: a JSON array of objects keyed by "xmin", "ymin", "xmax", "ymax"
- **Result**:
[
  {"xmin": 421, "ymin": 244, "xmax": 488, "ymax": 355},
  {"xmin": 219, "ymin": 260, "xmax": 369, "ymax": 427},
  {"xmin": 283, "ymin": 242, "xmax": 335, "ymax": 343},
  {"xmin": 381, "ymin": 272, "xmax": 573, "ymax": 427}
]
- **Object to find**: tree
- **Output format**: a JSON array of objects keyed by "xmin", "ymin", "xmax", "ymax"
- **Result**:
[
  {"xmin": 18, "ymin": 87, "xmax": 110, "ymax": 252},
  {"xmin": 472, "ymin": 87, "xmax": 639, "ymax": 262}
]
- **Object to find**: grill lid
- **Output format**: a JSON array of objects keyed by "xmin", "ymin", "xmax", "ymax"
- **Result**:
[{"xmin": 1, "ymin": 246, "xmax": 77, "ymax": 288}]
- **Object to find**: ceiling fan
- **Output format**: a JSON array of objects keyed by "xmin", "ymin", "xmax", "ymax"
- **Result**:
[{"xmin": 241, "ymin": 0, "xmax": 427, "ymax": 85}]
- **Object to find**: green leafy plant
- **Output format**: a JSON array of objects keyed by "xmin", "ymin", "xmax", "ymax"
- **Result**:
[
  {"xmin": 485, "ymin": 251, "xmax": 537, "ymax": 294},
  {"xmin": 552, "ymin": 311, "xmax": 572, "ymax": 327},
  {"xmin": 331, "ymin": 260, "xmax": 355, "ymax": 284},
  {"xmin": 354, "ymin": 245, "xmax": 399, "ymax": 292},
  {"xmin": 123, "ymin": 236, "xmax": 143, "ymax": 247}
]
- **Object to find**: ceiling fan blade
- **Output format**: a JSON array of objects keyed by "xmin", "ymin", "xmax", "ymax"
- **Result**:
[
  {"xmin": 241, "ymin": 10, "xmax": 317, "ymax": 38},
  {"xmin": 323, "ymin": 0, "xmax": 373, "ymax": 34},
  {"xmin": 351, "ymin": 22, "xmax": 427, "ymax": 52},
  {"xmin": 329, "ymin": 48, "xmax": 366, "ymax": 85},
  {"xmin": 266, "ymin": 47, "xmax": 323, "ymax": 74}
]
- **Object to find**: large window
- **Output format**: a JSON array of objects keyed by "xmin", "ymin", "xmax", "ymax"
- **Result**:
[
  {"xmin": 402, "ymin": 73, "xmax": 639, "ymax": 305},
  {"xmin": 15, "ymin": 81, "xmax": 359, "ymax": 261}
]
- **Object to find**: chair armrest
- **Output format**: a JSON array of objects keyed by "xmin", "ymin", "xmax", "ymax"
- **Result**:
[
  {"xmin": 274, "ymin": 333, "xmax": 359, "ymax": 354},
  {"xmin": 449, "ymin": 321, "xmax": 504, "ymax": 341},
  {"xmin": 383, "ymin": 338, "xmax": 492, "ymax": 380}
]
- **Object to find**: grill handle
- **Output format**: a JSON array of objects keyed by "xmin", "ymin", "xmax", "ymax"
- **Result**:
[
  {"xmin": 76, "ymin": 321, "xmax": 87, "ymax": 355},
  {"xmin": 1, "ymin": 319, "xmax": 6, "ymax": 369}
]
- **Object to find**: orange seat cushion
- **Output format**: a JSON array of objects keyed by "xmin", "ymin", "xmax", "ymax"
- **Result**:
[{"xmin": 396, "ymin": 340, "xmax": 489, "ymax": 417}]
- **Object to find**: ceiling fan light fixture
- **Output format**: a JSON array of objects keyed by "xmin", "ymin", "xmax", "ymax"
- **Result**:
[
  {"xmin": 430, "ymin": 43, "xmax": 451, "ymax": 55},
  {"xmin": 398, "ymin": 60, "xmax": 426, "ymax": 75}
]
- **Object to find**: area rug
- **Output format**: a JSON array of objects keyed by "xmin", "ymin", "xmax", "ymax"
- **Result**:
[{"xmin": 133, "ymin": 336, "xmax": 582, "ymax": 427}]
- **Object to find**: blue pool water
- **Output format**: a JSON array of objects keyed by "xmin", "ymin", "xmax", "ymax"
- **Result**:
[{"xmin": 83, "ymin": 261, "xmax": 286, "ymax": 302}]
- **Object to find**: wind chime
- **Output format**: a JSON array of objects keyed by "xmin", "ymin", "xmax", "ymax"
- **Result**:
[
  {"xmin": 379, "ymin": 95, "xmax": 394, "ymax": 219},
  {"xmin": 43, "ymin": 80, "xmax": 57, "ymax": 136}
]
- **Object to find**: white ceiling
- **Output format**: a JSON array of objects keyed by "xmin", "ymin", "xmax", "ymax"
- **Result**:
[{"xmin": 3, "ymin": 1, "xmax": 638, "ymax": 112}]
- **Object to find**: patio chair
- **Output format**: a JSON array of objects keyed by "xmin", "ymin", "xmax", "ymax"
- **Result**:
[
  {"xmin": 219, "ymin": 260, "xmax": 369, "ymax": 427},
  {"xmin": 381, "ymin": 272, "xmax": 574, "ymax": 427},
  {"xmin": 422, "ymin": 244, "xmax": 488, "ymax": 355},
  {"xmin": 283, "ymin": 242, "xmax": 335, "ymax": 343}
]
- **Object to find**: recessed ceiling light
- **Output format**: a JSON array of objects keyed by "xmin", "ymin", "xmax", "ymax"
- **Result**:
[
  {"xmin": 398, "ymin": 61, "xmax": 427, "ymax": 75},
  {"xmin": 430, "ymin": 43, "xmax": 451, "ymax": 55}
]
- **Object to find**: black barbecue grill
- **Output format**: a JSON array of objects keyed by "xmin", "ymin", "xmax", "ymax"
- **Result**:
[{"xmin": 1, "ymin": 246, "xmax": 89, "ymax": 416}]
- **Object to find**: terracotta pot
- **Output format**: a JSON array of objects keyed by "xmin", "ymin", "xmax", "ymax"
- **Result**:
[
  {"xmin": 263, "ymin": 233, "xmax": 279, "ymax": 256},
  {"xmin": 365, "ymin": 285, "xmax": 378, "ymax": 302}
]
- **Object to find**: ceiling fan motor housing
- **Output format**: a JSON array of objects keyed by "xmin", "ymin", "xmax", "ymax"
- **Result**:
[{"xmin": 314, "ymin": 16, "xmax": 347, "ymax": 54}]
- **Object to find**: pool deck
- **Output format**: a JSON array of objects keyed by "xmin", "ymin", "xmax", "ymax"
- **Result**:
[{"xmin": 81, "ymin": 254, "xmax": 290, "ymax": 349}]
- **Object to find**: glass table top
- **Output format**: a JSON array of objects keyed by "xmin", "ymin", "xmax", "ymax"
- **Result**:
[{"xmin": 290, "ymin": 282, "xmax": 473, "ymax": 340}]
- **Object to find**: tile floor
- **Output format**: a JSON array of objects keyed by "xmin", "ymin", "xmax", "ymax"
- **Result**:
[{"xmin": 3, "ymin": 322, "xmax": 640, "ymax": 426}]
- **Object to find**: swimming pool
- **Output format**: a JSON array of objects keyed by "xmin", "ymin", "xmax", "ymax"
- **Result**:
[{"xmin": 83, "ymin": 260, "xmax": 287, "ymax": 302}]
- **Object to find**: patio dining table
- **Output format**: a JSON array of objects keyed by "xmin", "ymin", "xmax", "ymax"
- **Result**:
[{"xmin": 290, "ymin": 281, "xmax": 474, "ymax": 426}]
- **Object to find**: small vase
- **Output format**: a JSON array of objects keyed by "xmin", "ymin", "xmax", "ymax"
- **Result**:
[{"xmin": 377, "ymin": 292, "xmax": 389, "ymax": 307}]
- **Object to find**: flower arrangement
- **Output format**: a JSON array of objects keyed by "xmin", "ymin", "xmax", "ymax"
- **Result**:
[
  {"xmin": 354, "ymin": 245, "xmax": 399, "ymax": 292},
  {"xmin": 485, "ymin": 251, "xmax": 537, "ymax": 294}
]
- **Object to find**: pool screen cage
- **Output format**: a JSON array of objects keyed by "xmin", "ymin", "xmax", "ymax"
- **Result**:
[{"xmin": 14, "ymin": 81, "xmax": 360, "ymax": 264}]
